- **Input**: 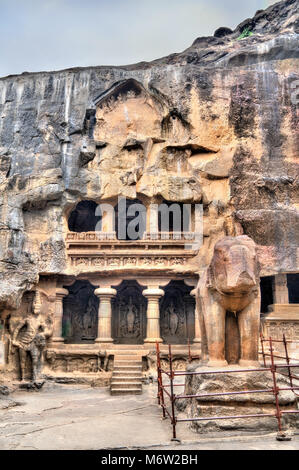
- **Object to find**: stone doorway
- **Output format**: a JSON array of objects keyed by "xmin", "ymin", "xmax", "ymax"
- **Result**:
[
  {"xmin": 112, "ymin": 281, "xmax": 147, "ymax": 344},
  {"xmin": 62, "ymin": 280, "xmax": 99, "ymax": 343},
  {"xmin": 160, "ymin": 280, "xmax": 195, "ymax": 344}
]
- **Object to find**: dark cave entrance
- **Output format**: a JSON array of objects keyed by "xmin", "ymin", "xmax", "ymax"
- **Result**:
[
  {"xmin": 287, "ymin": 273, "xmax": 299, "ymax": 303},
  {"xmin": 114, "ymin": 198, "xmax": 145, "ymax": 240},
  {"xmin": 158, "ymin": 200, "xmax": 190, "ymax": 233},
  {"xmin": 68, "ymin": 200, "xmax": 102, "ymax": 232},
  {"xmin": 260, "ymin": 275, "xmax": 274, "ymax": 313}
]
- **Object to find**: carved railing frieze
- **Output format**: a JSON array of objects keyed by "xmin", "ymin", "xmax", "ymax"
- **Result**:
[
  {"xmin": 69, "ymin": 255, "xmax": 190, "ymax": 268},
  {"xmin": 65, "ymin": 231, "xmax": 197, "ymax": 269}
]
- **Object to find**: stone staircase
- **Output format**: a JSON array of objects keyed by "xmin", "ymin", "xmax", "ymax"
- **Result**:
[{"xmin": 110, "ymin": 350, "xmax": 143, "ymax": 395}]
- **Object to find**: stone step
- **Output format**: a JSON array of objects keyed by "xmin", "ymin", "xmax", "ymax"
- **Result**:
[
  {"xmin": 113, "ymin": 366, "xmax": 142, "ymax": 372},
  {"xmin": 114, "ymin": 360, "xmax": 141, "ymax": 367},
  {"xmin": 107, "ymin": 345, "xmax": 145, "ymax": 350},
  {"xmin": 111, "ymin": 376, "xmax": 142, "ymax": 383},
  {"xmin": 109, "ymin": 350, "xmax": 144, "ymax": 355},
  {"xmin": 114, "ymin": 355, "xmax": 143, "ymax": 361},
  {"xmin": 113, "ymin": 371, "xmax": 142, "ymax": 377},
  {"xmin": 111, "ymin": 388, "xmax": 142, "ymax": 396},
  {"xmin": 111, "ymin": 382, "xmax": 142, "ymax": 389},
  {"xmin": 111, "ymin": 353, "xmax": 143, "ymax": 395}
]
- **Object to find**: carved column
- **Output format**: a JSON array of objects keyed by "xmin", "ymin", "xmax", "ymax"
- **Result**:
[
  {"xmin": 190, "ymin": 289, "xmax": 201, "ymax": 344},
  {"xmin": 273, "ymin": 273, "xmax": 289, "ymax": 304},
  {"xmin": 101, "ymin": 203, "xmax": 115, "ymax": 235},
  {"xmin": 94, "ymin": 287, "xmax": 116, "ymax": 343},
  {"xmin": 145, "ymin": 202, "xmax": 159, "ymax": 238},
  {"xmin": 51, "ymin": 288, "xmax": 69, "ymax": 343},
  {"xmin": 143, "ymin": 288, "xmax": 164, "ymax": 343}
]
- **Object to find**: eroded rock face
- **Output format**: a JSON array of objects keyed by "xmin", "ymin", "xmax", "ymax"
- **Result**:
[{"xmin": 0, "ymin": 0, "xmax": 298, "ymax": 314}]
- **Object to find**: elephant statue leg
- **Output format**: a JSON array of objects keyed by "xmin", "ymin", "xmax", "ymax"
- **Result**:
[
  {"xmin": 238, "ymin": 294, "xmax": 260, "ymax": 367},
  {"xmin": 198, "ymin": 297, "xmax": 208, "ymax": 363},
  {"xmin": 205, "ymin": 293, "xmax": 227, "ymax": 367}
]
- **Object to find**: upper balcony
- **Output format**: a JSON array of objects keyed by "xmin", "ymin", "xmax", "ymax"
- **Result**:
[
  {"xmin": 65, "ymin": 231, "xmax": 198, "ymax": 269},
  {"xmin": 65, "ymin": 199, "xmax": 200, "ymax": 270}
]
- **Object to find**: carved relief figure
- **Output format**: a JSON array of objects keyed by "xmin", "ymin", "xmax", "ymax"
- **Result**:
[
  {"xmin": 126, "ymin": 296, "xmax": 137, "ymax": 334},
  {"xmin": 160, "ymin": 282, "xmax": 195, "ymax": 344},
  {"xmin": 112, "ymin": 281, "xmax": 147, "ymax": 344},
  {"xmin": 62, "ymin": 281, "xmax": 99, "ymax": 343},
  {"xmin": 82, "ymin": 297, "xmax": 97, "ymax": 340},
  {"xmin": 11, "ymin": 292, "xmax": 53, "ymax": 382},
  {"xmin": 167, "ymin": 301, "xmax": 179, "ymax": 335},
  {"xmin": 119, "ymin": 297, "xmax": 140, "ymax": 338},
  {"xmin": 198, "ymin": 235, "xmax": 260, "ymax": 367}
]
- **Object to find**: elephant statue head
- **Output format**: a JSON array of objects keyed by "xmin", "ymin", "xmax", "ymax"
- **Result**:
[{"xmin": 208, "ymin": 235, "xmax": 259, "ymax": 296}]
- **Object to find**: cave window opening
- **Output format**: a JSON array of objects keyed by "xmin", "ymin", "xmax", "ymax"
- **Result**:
[
  {"xmin": 260, "ymin": 275, "xmax": 274, "ymax": 313},
  {"xmin": 287, "ymin": 274, "xmax": 299, "ymax": 303},
  {"xmin": 158, "ymin": 200, "xmax": 190, "ymax": 234},
  {"xmin": 114, "ymin": 198, "xmax": 145, "ymax": 241},
  {"xmin": 68, "ymin": 200, "xmax": 102, "ymax": 233}
]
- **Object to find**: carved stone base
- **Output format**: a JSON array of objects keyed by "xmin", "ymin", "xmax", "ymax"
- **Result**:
[
  {"xmin": 262, "ymin": 303, "xmax": 299, "ymax": 360},
  {"xmin": 180, "ymin": 365, "xmax": 299, "ymax": 433},
  {"xmin": 18, "ymin": 380, "xmax": 45, "ymax": 390},
  {"xmin": 45, "ymin": 348, "xmax": 108, "ymax": 373}
]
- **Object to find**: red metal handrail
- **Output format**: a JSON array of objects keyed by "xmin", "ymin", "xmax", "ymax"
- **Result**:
[{"xmin": 156, "ymin": 335, "xmax": 299, "ymax": 440}]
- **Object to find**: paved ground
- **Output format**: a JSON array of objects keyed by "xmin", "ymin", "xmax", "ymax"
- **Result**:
[{"xmin": 0, "ymin": 383, "xmax": 298, "ymax": 450}]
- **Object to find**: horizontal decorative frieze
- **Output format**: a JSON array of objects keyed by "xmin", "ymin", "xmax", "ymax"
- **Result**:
[{"xmin": 69, "ymin": 255, "xmax": 190, "ymax": 268}]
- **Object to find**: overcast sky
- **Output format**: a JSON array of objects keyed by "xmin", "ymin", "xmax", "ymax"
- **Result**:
[{"xmin": 0, "ymin": 0, "xmax": 278, "ymax": 77}]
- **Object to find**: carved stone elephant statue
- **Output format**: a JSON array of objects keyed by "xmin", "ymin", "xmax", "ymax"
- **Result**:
[{"xmin": 197, "ymin": 235, "xmax": 260, "ymax": 367}]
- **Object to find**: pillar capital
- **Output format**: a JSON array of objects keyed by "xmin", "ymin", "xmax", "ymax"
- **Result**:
[
  {"xmin": 94, "ymin": 287, "xmax": 117, "ymax": 299},
  {"xmin": 142, "ymin": 288, "xmax": 164, "ymax": 299},
  {"xmin": 55, "ymin": 287, "xmax": 69, "ymax": 299}
]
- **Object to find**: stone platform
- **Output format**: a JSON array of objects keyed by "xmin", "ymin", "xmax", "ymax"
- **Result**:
[{"xmin": 179, "ymin": 364, "xmax": 299, "ymax": 433}]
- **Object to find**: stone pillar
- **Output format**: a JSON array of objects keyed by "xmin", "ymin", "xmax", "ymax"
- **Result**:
[
  {"xmin": 273, "ymin": 273, "xmax": 289, "ymax": 304},
  {"xmin": 146, "ymin": 203, "xmax": 159, "ymax": 238},
  {"xmin": 51, "ymin": 288, "xmax": 69, "ymax": 343},
  {"xmin": 143, "ymin": 288, "xmax": 164, "ymax": 343},
  {"xmin": 101, "ymin": 204, "xmax": 115, "ymax": 234},
  {"xmin": 94, "ymin": 287, "xmax": 116, "ymax": 343},
  {"xmin": 190, "ymin": 289, "xmax": 201, "ymax": 344}
]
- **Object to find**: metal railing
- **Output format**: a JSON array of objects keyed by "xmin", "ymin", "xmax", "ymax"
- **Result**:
[
  {"xmin": 260, "ymin": 333, "xmax": 299, "ymax": 397},
  {"xmin": 156, "ymin": 339, "xmax": 299, "ymax": 440}
]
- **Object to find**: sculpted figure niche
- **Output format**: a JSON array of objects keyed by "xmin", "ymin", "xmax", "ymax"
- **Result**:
[
  {"xmin": 198, "ymin": 236, "xmax": 260, "ymax": 367},
  {"xmin": 11, "ymin": 291, "xmax": 53, "ymax": 382},
  {"xmin": 62, "ymin": 281, "xmax": 99, "ymax": 344},
  {"xmin": 167, "ymin": 301, "xmax": 179, "ymax": 336},
  {"xmin": 160, "ymin": 281, "xmax": 195, "ymax": 344},
  {"xmin": 112, "ymin": 281, "xmax": 147, "ymax": 344}
]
